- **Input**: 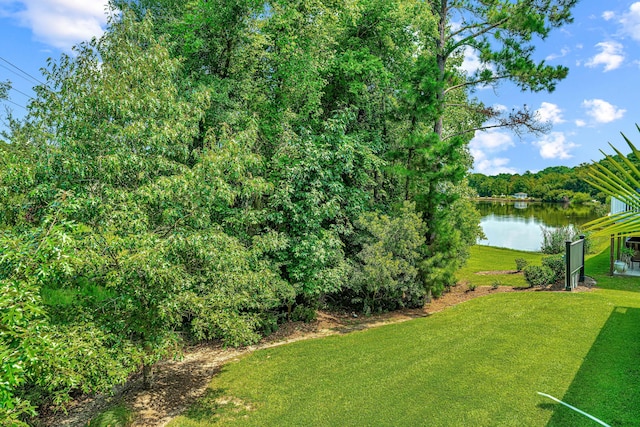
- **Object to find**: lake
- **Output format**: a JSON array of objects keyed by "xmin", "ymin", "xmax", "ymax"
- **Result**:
[{"xmin": 476, "ymin": 201, "xmax": 602, "ymax": 252}]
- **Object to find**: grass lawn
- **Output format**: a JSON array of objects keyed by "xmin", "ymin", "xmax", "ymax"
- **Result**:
[
  {"xmin": 168, "ymin": 247, "xmax": 640, "ymax": 427},
  {"xmin": 456, "ymin": 245, "xmax": 544, "ymax": 287}
]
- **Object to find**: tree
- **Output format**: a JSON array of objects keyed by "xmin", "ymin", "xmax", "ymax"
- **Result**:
[
  {"xmin": 427, "ymin": 0, "xmax": 576, "ymax": 139},
  {"xmin": 0, "ymin": 8, "xmax": 295, "ymax": 419}
]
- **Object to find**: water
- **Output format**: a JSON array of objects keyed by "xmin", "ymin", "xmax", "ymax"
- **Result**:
[{"xmin": 476, "ymin": 201, "xmax": 602, "ymax": 252}]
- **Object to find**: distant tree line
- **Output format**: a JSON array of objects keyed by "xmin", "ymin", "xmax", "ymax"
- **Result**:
[
  {"xmin": 469, "ymin": 165, "xmax": 603, "ymax": 203},
  {"xmin": 469, "ymin": 149, "xmax": 640, "ymax": 203}
]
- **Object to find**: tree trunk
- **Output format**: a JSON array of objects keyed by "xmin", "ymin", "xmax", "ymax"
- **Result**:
[
  {"xmin": 433, "ymin": 0, "xmax": 448, "ymax": 138},
  {"xmin": 143, "ymin": 363, "xmax": 154, "ymax": 390}
]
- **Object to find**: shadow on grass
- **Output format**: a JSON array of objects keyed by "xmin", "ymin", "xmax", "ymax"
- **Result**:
[
  {"xmin": 179, "ymin": 384, "xmax": 256, "ymax": 425},
  {"xmin": 545, "ymin": 306, "xmax": 640, "ymax": 426},
  {"xmin": 183, "ymin": 388, "xmax": 227, "ymax": 422}
]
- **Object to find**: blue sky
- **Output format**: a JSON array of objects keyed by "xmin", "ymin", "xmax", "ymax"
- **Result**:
[{"xmin": 1, "ymin": 1, "xmax": 639, "ymax": 175}]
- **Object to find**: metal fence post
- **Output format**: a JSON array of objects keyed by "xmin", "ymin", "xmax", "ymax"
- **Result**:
[
  {"xmin": 565, "ymin": 240, "xmax": 572, "ymax": 291},
  {"xmin": 579, "ymin": 234, "xmax": 585, "ymax": 282}
]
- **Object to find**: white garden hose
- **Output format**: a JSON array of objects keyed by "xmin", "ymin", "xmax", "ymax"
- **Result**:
[{"xmin": 537, "ymin": 392, "xmax": 611, "ymax": 427}]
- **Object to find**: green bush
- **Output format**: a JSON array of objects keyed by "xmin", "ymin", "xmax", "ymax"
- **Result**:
[
  {"xmin": 542, "ymin": 255, "xmax": 565, "ymax": 283},
  {"xmin": 523, "ymin": 265, "xmax": 555, "ymax": 288},
  {"xmin": 541, "ymin": 225, "xmax": 587, "ymax": 254},
  {"xmin": 571, "ymin": 192, "xmax": 592, "ymax": 204},
  {"xmin": 342, "ymin": 202, "xmax": 427, "ymax": 314},
  {"xmin": 515, "ymin": 258, "xmax": 528, "ymax": 271},
  {"xmin": 291, "ymin": 305, "xmax": 317, "ymax": 323}
]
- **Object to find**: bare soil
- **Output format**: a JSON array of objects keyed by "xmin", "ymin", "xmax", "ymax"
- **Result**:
[{"xmin": 40, "ymin": 276, "xmax": 596, "ymax": 427}]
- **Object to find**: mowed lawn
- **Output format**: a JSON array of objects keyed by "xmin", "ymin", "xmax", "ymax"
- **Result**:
[
  {"xmin": 169, "ymin": 248, "xmax": 640, "ymax": 427},
  {"xmin": 456, "ymin": 245, "xmax": 544, "ymax": 287}
]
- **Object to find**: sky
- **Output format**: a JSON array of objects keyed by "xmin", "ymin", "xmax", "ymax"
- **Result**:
[{"xmin": 1, "ymin": 1, "xmax": 640, "ymax": 175}]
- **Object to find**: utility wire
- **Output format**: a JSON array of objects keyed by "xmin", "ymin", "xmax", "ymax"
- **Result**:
[
  {"xmin": 0, "ymin": 56, "xmax": 46, "ymax": 86},
  {"xmin": 0, "ymin": 62, "xmax": 40, "ymax": 87},
  {"xmin": 2, "ymin": 99, "xmax": 27, "ymax": 110},
  {"xmin": 9, "ymin": 86, "xmax": 33, "ymax": 99}
]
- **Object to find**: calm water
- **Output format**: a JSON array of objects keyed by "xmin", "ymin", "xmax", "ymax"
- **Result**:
[{"xmin": 476, "ymin": 201, "xmax": 601, "ymax": 252}]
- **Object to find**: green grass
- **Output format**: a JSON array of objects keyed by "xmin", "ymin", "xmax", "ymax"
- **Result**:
[
  {"xmin": 585, "ymin": 248, "xmax": 640, "ymax": 292},
  {"xmin": 456, "ymin": 245, "xmax": 544, "ymax": 287},
  {"xmin": 169, "ymin": 246, "xmax": 640, "ymax": 426}
]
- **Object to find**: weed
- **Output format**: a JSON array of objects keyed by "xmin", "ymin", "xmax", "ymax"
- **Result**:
[{"xmin": 515, "ymin": 258, "xmax": 528, "ymax": 271}]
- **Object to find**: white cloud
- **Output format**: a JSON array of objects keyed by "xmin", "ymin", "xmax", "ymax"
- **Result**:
[
  {"xmin": 469, "ymin": 129, "xmax": 515, "ymax": 152},
  {"xmin": 620, "ymin": 2, "xmax": 640, "ymax": 41},
  {"xmin": 575, "ymin": 119, "xmax": 587, "ymax": 127},
  {"xmin": 473, "ymin": 155, "xmax": 518, "ymax": 175},
  {"xmin": 535, "ymin": 102, "xmax": 565, "ymax": 125},
  {"xmin": 0, "ymin": 1, "xmax": 109, "ymax": 50},
  {"xmin": 545, "ymin": 47, "xmax": 570, "ymax": 61},
  {"xmin": 492, "ymin": 103, "xmax": 508, "ymax": 113},
  {"xmin": 532, "ymin": 132, "xmax": 578, "ymax": 160},
  {"xmin": 469, "ymin": 130, "xmax": 517, "ymax": 175},
  {"xmin": 459, "ymin": 46, "xmax": 483, "ymax": 75},
  {"xmin": 582, "ymin": 99, "xmax": 626, "ymax": 123},
  {"xmin": 585, "ymin": 41, "xmax": 625, "ymax": 71},
  {"xmin": 603, "ymin": 11, "xmax": 615, "ymax": 21},
  {"xmin": 459, "ymin": 46, "xmax": 495, "ymax": 79}
]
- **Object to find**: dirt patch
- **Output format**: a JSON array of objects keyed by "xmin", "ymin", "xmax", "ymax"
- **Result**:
[
  {"xmin": 475, "ymin": 270, "xmax": 520, "ymax": 275},
  {"xmin": 40, "ymin": 280, "xmax": 596, "ymax": 427}
]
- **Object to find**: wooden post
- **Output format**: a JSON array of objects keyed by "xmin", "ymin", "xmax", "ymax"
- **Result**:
[{"xmin": 617, "ymin": 235, "xmax": 622, "ymax": 261}]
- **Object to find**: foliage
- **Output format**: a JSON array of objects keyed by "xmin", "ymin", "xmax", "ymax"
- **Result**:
[
  {"xmin": 468, "ymin": 164, "xmax": 601, "ymax": 201},
  {"xmin": 342, "ymin": 202, "xmax": 427, "ymax": 314},
  {"xmin": 570, "ymin": 191, "xmax": 592, "ymax": 204},
  {"xmin": 267, "ymin": 113, "xmax": 375, "ymax": 297},
  {"xmin": 583, "ymin": 127, "xmax": 640, "ymax": 236},
  {"xmin": 0, "ymin": 80, "xmax": 9, "ymax": 101},
  {"xmin": 427, "ymin": 0, "xmax": 576, "ymax": 140},
  {"xmin": 0, "ymin": 10, "xmax": 292, "ymax": 417},
  {"xmin": 541, "ymin": 255, "xmax": 565, "ymax": 283},
  {"xmin": 290, "ymin": 305, "xmax": 318, "ymax": 323},
  {"xmin": 541, "ymin": 225, "xmax": 580, "ymax": 254},
  {"xmin": 420, "ymin": 182, "xmax": 485, "ymax": 296},
  {"xmin": 0, "ymin": 0, "xmax": 578, "ymax": 419},
  {"xmin": 523, "ymin": 265, "xmax": 555, "ymax": 288},
  {"xmin": 514, "ymin": 258, "xmax": 528, "ymax": 271}
]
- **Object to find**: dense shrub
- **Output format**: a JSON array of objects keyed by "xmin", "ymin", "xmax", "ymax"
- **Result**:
[
  {"xmin": 571, "ymin": 192, "xmax": 592, "ymax": 204},
  {"xmin": 342, "ymin": 202, "xmax": 427, "ymax": 314},
  {"xmin": 540, "ymin": 225, "xmax": 588, "ymax": 254},
  {"xmin": 515, "ymin": 258, "xmax": 528, "ymax": 271},
  {"xmin": 542, "ymin": 255, "xmax": 565, "ymax": 284},
  {"xmin": 523, "ymin": 265, "xmax": 555, "ymax": 288}
]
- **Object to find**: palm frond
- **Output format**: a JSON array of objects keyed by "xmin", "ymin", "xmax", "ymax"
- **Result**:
[{"xmin": 583, "ymin": 127, "xmax": 640, "ymax": 237}]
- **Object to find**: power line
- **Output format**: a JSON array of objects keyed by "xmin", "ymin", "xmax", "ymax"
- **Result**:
[
  {"xmin": 9, "ymin": 86, "xmax": 33, "ymax": 99},
  {"xmin": 2, "ymin": 99, "xmax": 27, "ymax": 110},
  {"xmin": 0, "ymin": 56, "xmax": 46, "ymax": 86},
  {"xmin": 0, "ymin": 62, "xmax": 40, "ymax": 87}
]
